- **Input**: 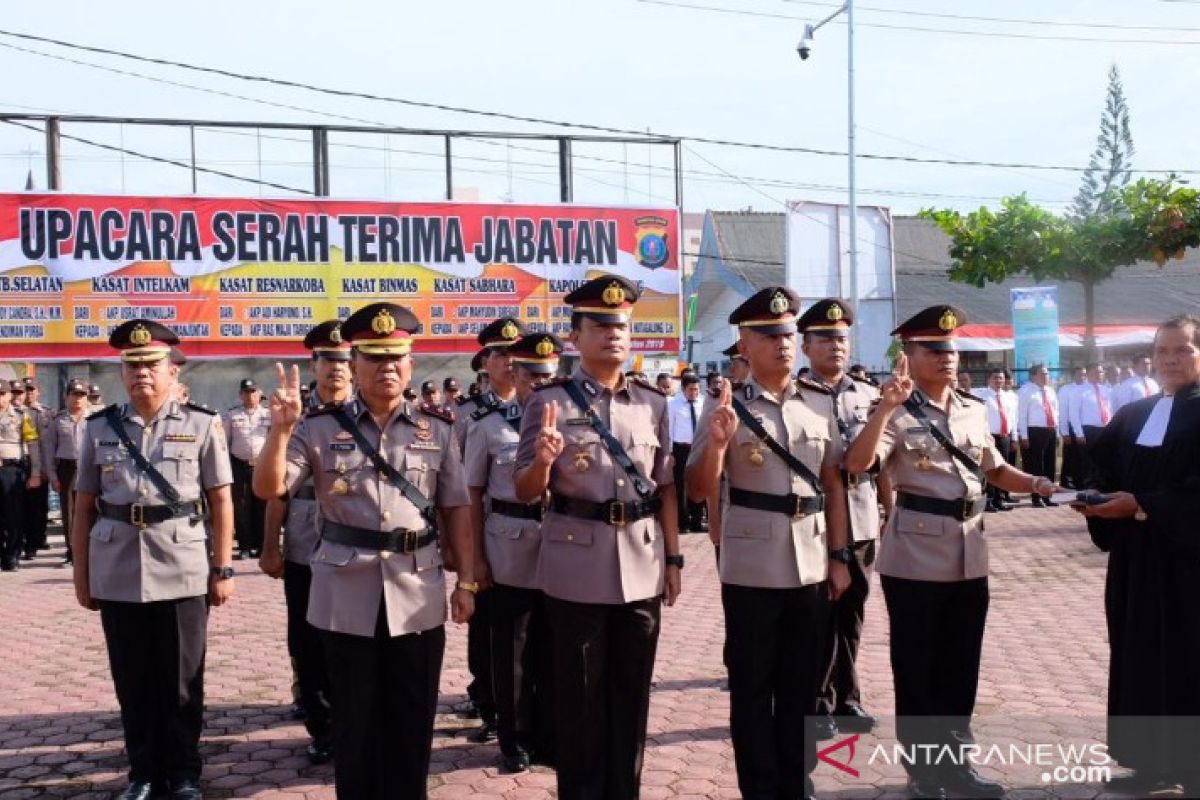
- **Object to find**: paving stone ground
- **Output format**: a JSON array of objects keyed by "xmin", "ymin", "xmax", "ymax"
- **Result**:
[{"xmin": 0, "ymin": 496, "xmax": 1146, "ymax": 798}]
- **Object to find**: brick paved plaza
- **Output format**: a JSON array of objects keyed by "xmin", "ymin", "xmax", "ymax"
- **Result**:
[{"xmin": 0, "ymin": 498, "xmax": 1139, "ymax": 798}]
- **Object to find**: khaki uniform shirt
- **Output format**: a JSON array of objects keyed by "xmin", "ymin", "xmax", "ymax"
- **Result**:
[
  {"xmin": 43, "ymin": 409, "xmax": 87, "ymax": 465},
  {"xmin": 223, "ymin": 404, "xmax": 271, "ymax": 464},
  {"xmin": 874, "ymin": 389, "xmax": 1001, "ymax": 582},
  {"xmin": 465, "ymin": 391, "xmax": 540, "ymax": 589},
  {"xmin": 283, "ymin": 393, "xmax": 326, "ymax": 565},
  {"xmin": 0, "ymin": 406, "xmax": 40, "ymax": 474},
  {"xmin": 824, "ymin": 375, "xmax": 882, "ymax": 544},
  {"xmin": 453, "ymin": 394, "xmax": 486, "ymax": 454},
  {"xmin": 515, "ymin": 370, "xmax": 672, "ymax": 605},
  {"xmin": 690, "ymin": 378, "xmax": 841, "ymax": 589},
  {"xmin": 284, "ymin": 395, "xmax": 470, "ymax": 637},
  {"xmin": 76, "ymin": 401, "xmax": 232, "ymax": 602}
]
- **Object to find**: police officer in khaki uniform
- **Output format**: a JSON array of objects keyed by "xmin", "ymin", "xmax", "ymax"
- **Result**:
[
  {"xmin": 799, "ymin": 298, "xmax": 893, "ymax": 738},
  {"xmin": 466, "ymin": 330, "xmax": 562, "ymax": 773},
  {"xmin": 253, "ymin": 302, "xmax": 476, "ymax": 800},
  {"xmin": 514, "ymin": 274, "xmax": 681, "ymax": 800},
  {"xmin": 71, "ymin": 319, "xmax": 235, "ymax": 800},
  {"xmin": 43, "ymin": 378, "xmax": 90, "ymax": 566},
  {"xmin": 23, "ymin": 379, "xmax": 52, "ymax": 556},
  {"xmin": 844, "ymin": 306, "xmax": 1056, "ymax": 799},
  {"xmin": 259, "ymin": 320, "xmax": 352, "ymax": 765},
  {"xmin": 687, "ymin": 287, "xmax": 850, "ymax": 800},
  {"xmin": 723, "ymin": 342, "xmax": 751, "ymax": 384},
  {"xmin": 0, "ymin": 379, "xmax": 41, "ymax": 570},
  {"xmin": 224, "ymin": 379, "xmax": 271, "ymax": 559}
]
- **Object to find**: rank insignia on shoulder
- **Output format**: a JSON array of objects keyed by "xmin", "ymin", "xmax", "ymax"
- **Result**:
[
  {"xmin": 164, "ymin": 434, "xmax": 197, "ymax": 443},
  {"xmin": 797, "ymin": 377, "xmax": 831, "ymax": 395},
  {"xmin": 184, "ymin": 401, "xmax": 217, "ymax": 416}
]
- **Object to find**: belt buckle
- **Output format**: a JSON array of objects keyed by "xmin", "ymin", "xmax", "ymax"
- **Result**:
[
  {"xmin": 846, "ymin": 473, "xmax": 860, "ymax": 489},
  {"xmin": 607, "ymin": 500, "xmax": 626, "ymax": 527},
  {"xmin": 402, "ymin": 529, "xmax": 418, "ymax": 554},
  {"xmin": 130, "ymin": 503, "xmax": 146, "ymax": 528},
  {"xmin": 792, "ymin": 495, "xmax": 807, "ymax": 520},
  {"xmin": 962, "ymin": 499, "xmax": 975, "ymax": 520}
]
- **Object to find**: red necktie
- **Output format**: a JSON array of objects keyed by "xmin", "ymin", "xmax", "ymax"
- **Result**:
[
  {"xmin": 996, "ymin": 393, "xmax": 1009, "ymax": 436},
  {"xmin": 1095, "ymin": 385, "xmax": 1109, "ymax": 425},
  {"xmin": 1041, "ymin": 387, "xmax": 1056, "ymax": 428}
]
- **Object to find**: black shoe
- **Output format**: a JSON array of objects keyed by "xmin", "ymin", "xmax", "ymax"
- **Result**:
[
  {"xmin": 833, "ymin": 705, "xmax": 877, "ymax": 733},
  {"xmin": 21, "ymin": 551, "xmax": 35, "ymax": 560},
  {"xmin": 469, "ymin": 719, "xmax": 497, "ymax": 743},
  {"xmin": 306, "ymin": 736, "xmax": 333, "ymax": 765},
  {"xmin": 907, "ymin": 775, "xmax": 946, "ymax": 799},
  {"xmin": 1031, "ymin": 497, "xmax": 1045, "ymax": 508},
  {"xmin": 0, "ymin": 561, "xmax": 15, "ymax": 572},
  {"xmin": 1042, "ymin": 498, "xmax": 1059, "ymax": 507},
  {"xmin": 456, "ymin": 699, "xmax": 480, "ymax": 718},
  {"xmin": 60, "ymin": 557, "xmax": 72, "ymax": 567},
  {"xmin": 529, "ymin": 747, "xmax": 555, "ymax": 768},
  {"xmin": 693, "ymin": 522, "xmax": 710, "ymax": 533},
  {"xmin": 985, "ymin": 502, "xmax": 998, "ymax": 513},
  {"xmin": 500, "ymin": 745, "xmax": 531, "ymax": 773},
  {"xmin": 249, "ymin": 549, "xmax": 261, "ymax": 558},
  {"xmin": 942, "ymin": 766, "xmax": 1003, "ymax": 798},
  {"xmin": 118, "ymin": 782, "xmax": 155, "ymax": 800},
  {"xmin": 813, "ymin": 715, "xmax": 838, "ymax": 741},
  {"xmin": 996, "ymin": 502, "xmax": 1014, "ymax": 511},
  {"xmin": 235, "ymin": 550, "xmax": 249, "ymax": 560},
  {"xmin": 289, "ymin": 702, "xmax": 307, "ymax": 721},
  {"xmin": 169, "ymin": 777, "xmax": 203, "ymax": 800}
]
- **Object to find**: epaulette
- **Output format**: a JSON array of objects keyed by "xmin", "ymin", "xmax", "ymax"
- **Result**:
[
  {"xmin": 731, "ymin": 381, "xmax": 745, "ymax": 392},
  {"xmin": 418, "ymin": 402, "xmax": 455, "ymax": 424},
  {"xmin": 455, "ymin": 395, "xmax": 470, "ymax": 407},
  {"xmin": 227, "ymin": 404, "xmax": 241, "ymax": 411},
  {"xmin": 533, "ymin": 377, "xmax": 571, "ymax": 391},
  {"xmin": 470, "ymin": 392, "xmax": 502, "ymax": 421},
  {"xmin": 797, "ymin": 377, "xmax": 832, "ymax": 395},
  {"xmin": 630, "ymin": 376, "xmax": 666, "ymax": 396},
  {"xmin": 305, "ymin": 401, "xmax": 341, "ymax": 418},
  {"xmin": 851, "ymin": 375, "xmax": 874, "ymax": 385},
  {"xmin": 956, "ymin": 388, "xmax": 983, "ymax": 404},
  {"xmin": 86, "ymin": 403, "xmax": 118, "ymax": 421},
  {"xmin": 185, "ymin": 402, "xmax": 217, "ymax": 416}
]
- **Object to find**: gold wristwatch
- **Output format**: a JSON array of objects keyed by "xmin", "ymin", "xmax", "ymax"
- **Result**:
[{"xmin": 456, "ymin": 581, "xmax": 480, "ymax": 594}]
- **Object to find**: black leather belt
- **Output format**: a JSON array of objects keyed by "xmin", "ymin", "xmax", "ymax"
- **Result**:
[
  {"xmin": 550, "ymin": 494, "xmax": 661, "ymax": 526},
  {"xmin": 897, "ymin": 491, "xmax": 987, "ymax": 521},
  {"xmin": 491, "ymin": 498, "xmax": 544, "ymax": 521},
  {"xmin": 292, "ymin": 486, "xmax": 317, "ymax": 501},
  {"xmin": 729, "ymin": 487, "xmax": 824, "ymax": 519},
  {"xmin": 98, "ymin": 497, "xmax": 208, "ymax": 527},
  {"xmin": 321, "ymin": 519, "xmax": 437, "ymax": 553},
  {"xmin": 840, "ymin": 470, "xmax": 876, "ymax": 489}
]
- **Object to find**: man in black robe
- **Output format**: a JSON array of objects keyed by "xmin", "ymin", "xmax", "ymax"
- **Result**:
[{"xmin": 1076, "ymin": 313, "xmax": 1200, "ymax": 796}]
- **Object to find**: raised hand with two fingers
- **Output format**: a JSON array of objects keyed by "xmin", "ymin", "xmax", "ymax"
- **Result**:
[
  {"xmin": 534, "ymin": 402, "xmax": 565, "ymax": 466},
  {"xmin": 270, "ymin": 362, "xmax": 304, "ymax": 429},
  {"xmin": 708, "ymin": 379, "xmax": 740, "ymax": 448},
  {"xmin": 879, "ymin": 352, "xmax": 915, "ymax": 410}
]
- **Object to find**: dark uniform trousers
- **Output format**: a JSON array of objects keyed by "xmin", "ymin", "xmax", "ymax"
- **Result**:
[
  {"xmin": 320, "ymin": 603, "xmax": 444, "ymax": 800},
  {"xmin": 1080, "ymin": 425, "xmax": 1105, "ymax": 487},
  {"xmin": 99, "ymin": 597, "xmax": 208, "ymax": 786},
  {"xmin": 0, "ymin": 461, "xmax": 27, "ymax": 567},
  {"xmin": 282, "ymin": 560, "xmax": 331, "ymax": 740},
  {"xmin": 55, "ymin": 459, "xmax": 77, "ymax": 561},
  {"xmin": 1060, "ymin": 434, "xmax": 1080, "ymax": 487},
  {"xmin": 546, "ymin": 596, "xmax": 661, "ymax": 800},
  {"xmin": 490, "ymin": 583, "xmax": 555, "ymax": 759},
  {"xmin": 671, "ymin": 443, "xmax": 706, "ymax": 530},
  {"xmin": 467, "ymin": 588, "xmax": 496, "ymax": 724},
  {"xmin": 1022, "ymin": 427, "xmax": 1057, "ymax": 484},
  {"xmin": 881, "ymin": 575, "xmax": 989, "ymax": 777},
  {"xmin": 817, "ymin": 540, "xmax": 875, "ymax": 715},
  {"xmin": 988, "ymin": 434, "xmax": 1012, "ymax": 505},
  {"xmin": 230, "ymin": 456, "xmax": 265, "ymax": 554},
  {"xmin": 23, "ymin": 477, "xmax": 49, "ymax": 554},
  {"xmin": 723, "ymin": 582, "xmax": 828, "ymax": 800}
]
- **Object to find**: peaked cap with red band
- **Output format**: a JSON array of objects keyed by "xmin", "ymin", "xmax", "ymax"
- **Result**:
[{"xmin": 109, "ymin": 319, "xmax": 181, "ymax": 364}]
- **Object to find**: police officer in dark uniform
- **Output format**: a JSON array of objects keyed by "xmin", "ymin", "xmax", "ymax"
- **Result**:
[
  {"xmin": 514, "ymin": 275, "xmax": 681, "ymax": 800},
  {"xmin": 844, "ymin": 306, "xmax": 1057, "ymax": 798},
  {"xmin": 259, "ymin": 320, "xmax": 352, "ymax": 764},
  {"xmin": 254, "ymin": 302, "xmax": 476, "ymax": 800},
  {"xmin": 71, "ymin": 319, "xmax": 235, "ymax": 800}
]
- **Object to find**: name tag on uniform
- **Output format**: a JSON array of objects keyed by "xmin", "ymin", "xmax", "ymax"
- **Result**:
[
  {"xmin": 329, "ymin": 442, "xmax": 356, "ymax": 452},
  {"xmin": 408, "ymin": 441, "xmax": 442, "ymax": 451},
  {"xmin": 905, "ymin": 426, "xmax": 928, "ymax": 434},
  {"xmin": 165, "ymin": 434, "xmax": 197, "ymax": 443},
  {"xmin": 566, "ymin": 418, "xmax": 591, "ymax": 426},
  {"xmin": 98, "ymin": 440, "xmax": 120, "ymax": 447}
]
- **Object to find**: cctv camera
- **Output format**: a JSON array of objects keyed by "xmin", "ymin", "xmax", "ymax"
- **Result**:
[{"xmin": 797, "ymin": 41, "xmax": 812, "ymax": 60}]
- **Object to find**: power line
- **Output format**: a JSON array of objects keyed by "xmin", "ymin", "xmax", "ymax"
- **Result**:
[{"xmin": 1, "ymin": 27, "xmax": 1197, "ymax": 175}]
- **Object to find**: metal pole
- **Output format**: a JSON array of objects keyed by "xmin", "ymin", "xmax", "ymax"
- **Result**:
[
  {"xmin": 558, "ymin": 138, "xmax": 573, "ymax": 203},
  {"xmin": 45, "ymin": 117, "xmax": 61, "ymax": 191},
  {"xmin": 444, "ymin": 135, "xmax": 454, "ymax": 201},
  {"xmin": 312, "ymin": 127, "xmax": 330, "ymax": 197},
  {"xmin": 673, "ymin": 140, "xmax": 684, "ymax": 210},
  {"xmin": 846, "ymin": 0, "xmax": 859, "ymax": 351},
  {"xmin": 189, "ymin": 125, "xmax": 198, "ymax": 194}
]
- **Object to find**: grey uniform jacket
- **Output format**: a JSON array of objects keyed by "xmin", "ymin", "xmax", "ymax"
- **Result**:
[
  {"xmin": 76, "ymin": 401, "xmax": 233, "ymax": 602},
  {"xmin": 515, "ymin": 370, "xmax": 672, "ymax": 605},
  {"xmin": 874, "ymin": 389, "xmax": 1002, "ymax": 582},
  {"xmin": 465, "ymin": 391, "xmax": 541, "ymax": 589},
  {"xmin": 284, "ymin": 395, "xmax": 470, "ymax": 638},
  {"xmin": 689, "ymin": 378, "xmax": 841, "ymax": 589}
]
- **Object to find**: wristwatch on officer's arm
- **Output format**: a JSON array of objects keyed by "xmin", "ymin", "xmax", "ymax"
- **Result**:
[
  {"xmin": 665, "ymin": 554, "xmax": 685, "ymax": 570},
  {"xmin": 456, "ymin": 581, "xmax": 480, "ymax": 594},
  {"xmin": 828, "ymin": 547, "xmax": 855, "ymax": 565},
  {"xmin": 210, "ymin": 565, "xmax": 235, "ymax": 580}
]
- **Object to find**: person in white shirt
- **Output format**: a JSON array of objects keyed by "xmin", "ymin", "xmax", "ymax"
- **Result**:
[
  {"xmin": 1017, "ymin": 364, "xmax": 1061, "ymax": 507},
  {"xmin": 668, "ymin": 373, "xmax": 707, "ymax": 531},
  {"xmin": 1069, "ymin": 364, "xmax": 1114, "ymax": 446},
  {"xmin": 1057, "ymin": 368, "xmax": 1087, "ymax": 489},
  {"xmin": 1112, "ymin": 354, "xmax": 1160, "ymax": 413},
  {"xmin": 977, "ymin": 368, "xmax": 1019, "ymax": 512}
]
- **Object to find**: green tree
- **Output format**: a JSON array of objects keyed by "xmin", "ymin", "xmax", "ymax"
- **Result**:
[{"xmin": 1070, "ymin": 65, "xmax": 1135, "ymax": 220}]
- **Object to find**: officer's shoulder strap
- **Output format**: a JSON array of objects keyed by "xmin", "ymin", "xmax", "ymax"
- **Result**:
[
  {"xmin": 470, "ymin": 392, "xmax": 502, "ymax": 421},
  {"xmin": 419, "ymin": 402, "xmax": 455, "ymax": 425},
  {"xmin": 185, "ymin": 401, "xmax": 217, "ymax": 416},
  {"xmin": 630, "ymin": 376, "xmax": 666, "ymax": 397},
  {"xmin": 797, "ymin": 376, "xmax": 831, "ymax": 395},
  {"xmin": 956, "ymin": 388, "xmax": 983, "ymax": 404},
  {"xmin": 534, "ymin": 377, "xmax": 570, "ymax": 392},
  {"xmin": 305, "ymin": 401, "xmax": 341, "ymax": 418},
  {"xmin": 731, "ymin": 381, "xmax": 745, "ymax": 392},
  {"xmin": 454, "ymin": 394, "xmax": 473, "ymax": 407},
  {"xmin": 86, "ymin": 403, "xmax": 119, "ymax": 421},
  {"xmin": 851, "ymin": 375, "xmax": 874, "ymax": 386}
]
